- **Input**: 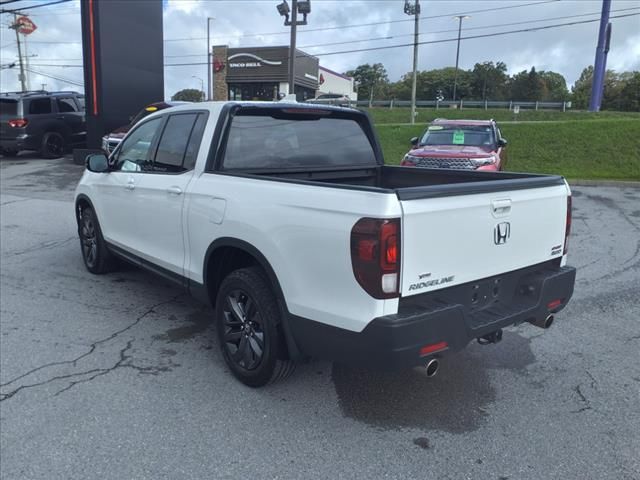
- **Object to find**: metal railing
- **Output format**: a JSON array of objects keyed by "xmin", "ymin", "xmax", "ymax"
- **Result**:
[{"xmin": 350, "ymin": 99, "xmax": 570, "ymax": 111}]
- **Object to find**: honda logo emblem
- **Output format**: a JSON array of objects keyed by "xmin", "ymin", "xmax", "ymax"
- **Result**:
[{"xmin": 494, "ymin": 222, "xmax": 511, "ymax": 245}]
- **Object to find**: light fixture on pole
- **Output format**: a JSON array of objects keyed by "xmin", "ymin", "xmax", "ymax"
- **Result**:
[
  {"xmin": 452, "ymin": 15, "xmax": 469, "ymax": 104},
  {"xmin": 192, "ymin": 75, "xmax": 205, "ymax": 101},
  {"xmin": 277, "ymin": 0, "xmax": 311, "ymax": 98},
  {"xmin": 404, "ymin": 0, "xmax": 420, "ymax": 124}
]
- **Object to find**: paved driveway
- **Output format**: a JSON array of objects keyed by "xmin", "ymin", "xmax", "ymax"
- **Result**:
[{"xmin": 1, "ymin": 156, "xmax": 639, "ymax": 479}]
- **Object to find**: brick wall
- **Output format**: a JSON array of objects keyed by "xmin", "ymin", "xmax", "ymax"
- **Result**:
[{"xmin": 212, "ymin": 45, "xmax": 228, "ymax": 101}]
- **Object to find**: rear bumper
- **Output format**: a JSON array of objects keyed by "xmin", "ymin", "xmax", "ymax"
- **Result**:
[
  {"xmin": 289, "ymin": 261, "xmax": 576, "ymax": 369},
  {"xmin": 1, "ymin": 134, "xmax": 38, "ymax": 151}
]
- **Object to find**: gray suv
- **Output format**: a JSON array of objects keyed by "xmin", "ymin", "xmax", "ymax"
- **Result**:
[{"xmin": 0, "ymin": 90, "xmax": 86, "ymax": 158}]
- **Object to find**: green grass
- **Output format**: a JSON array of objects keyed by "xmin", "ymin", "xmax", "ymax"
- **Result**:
[
  {"xmin": 376, "ymin": 119, "xmax": 640, "ymax": 181},
  {"xmin": 365, "ymin": 107, "xmax": 640, "ymax": 125}
]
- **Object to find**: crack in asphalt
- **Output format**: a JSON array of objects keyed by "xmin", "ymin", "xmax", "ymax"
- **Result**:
[
  {"xmin": 0, "ymin": 198, "xmax": 30, "ymax": 207},
  {"xmin": 571, "ymin": 384, "xmax": 592, "ymax": 413},
  {"xmin": 0, "ymin": 294, "xmax": 183, "ymax": 402},
  {"xmin": 3, "ymin": 236, "xmax": 77, "ymax": 258}
]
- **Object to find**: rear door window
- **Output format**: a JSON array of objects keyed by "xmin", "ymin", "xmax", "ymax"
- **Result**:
[
  {"xmin": 57, "ymin": 97, "xmax": 78, "ymax": 113},
  {"xmin": 222, "ymin": 111, "xmax": 376, "ymax": 170},
  {"xmin": 28, "ymin": 98, "xmax": 52, "ymax": 115},
  {"xmin": 153, "ymin": 113, "xmax": 199, "ymax": 173}
]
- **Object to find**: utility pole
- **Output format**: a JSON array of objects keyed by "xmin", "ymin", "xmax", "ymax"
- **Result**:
[
  {"xmin": 588, "ymin": 0, "xmax": 612, "ymax": 112},
  {"xmin": 452, "ymin": 15, "xmax": 469, "ymax": 104},
  {"xmin": 277, "ymin": 1, "xmax": 310, "ymax": 98},
  {"xmin": 10, "ymin": 14, "xmax": 27, "ymax": 92},
  {"xmin": 207, "ymin": 17, "xmax": 213, "ymax": 100},
  {"xmin": 404, "ymin": 0, "xmax": 420, "ymax": 124}
]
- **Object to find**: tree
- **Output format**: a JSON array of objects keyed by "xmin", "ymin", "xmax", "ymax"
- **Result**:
[
  {"xmin": 470, "ymin": 61, "xmax": 508, "ymax": 100},
  {"xmin": 171, "ymin": 88, "xmax": 204, "ymax": 102},
  {"xmin": 618, "ymin": 71, "xmax": 640, "ymax": 111},
  {"xmin": 538, "ymin": 71, "xmax": 569, "ymax": 101},
  {"xmin": 509, "ymin": 67, "xmax": 544, "ymax": 101},
  {"xmin": 345, "ymin": 63, "xmax": 389, "ymax": 105}
]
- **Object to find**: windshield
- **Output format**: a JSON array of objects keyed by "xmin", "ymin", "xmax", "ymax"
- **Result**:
[
  {"xmin": 419, "ymin": 124, "xmax": 495, "ymax": 148},
  {"xmin": 0, "ymin": 99, "xmax": 18, "ymax": 117}
]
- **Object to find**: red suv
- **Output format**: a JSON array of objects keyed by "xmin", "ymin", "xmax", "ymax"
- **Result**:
[{"xmin": 401, "ymin": 118, "xmax": 508, "ymax": 171}]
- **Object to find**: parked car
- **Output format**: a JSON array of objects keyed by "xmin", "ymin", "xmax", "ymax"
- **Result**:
[
  {"xmin": 401, "ymin": 118, "xmax": 508, "ymax": 171},
  {"xmin": 75, "ymin": 101, "xmax": 575, "ymax": 387},
  {"xmin": 0, "ymin": 90, "xmax": 85, "ymax": 158},
  {"xmin": 306, "ymin": 93, "xmax": 351, "ymax": 107},
  {"xmin": 101, "ymin": 101, "xmax": 189, "ymax": 154}
]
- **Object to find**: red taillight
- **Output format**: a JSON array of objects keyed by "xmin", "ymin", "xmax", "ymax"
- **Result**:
[
  {"xmin": 8, "ymin": 118, "xmax": 28, "ymax": 128},
  {"xmin": 351, "ymin": 217, "xmax": 401, "ymax": 299},
  {"xmin": 419, "ymin": 341, "xmax": 448, "ymax": 357},
  {"xmin": 547, "ymin": 299, "xmax": 562, "ymax": 310},
  {"xmin": 563, "ymin": 195, "xmax": 572, "ymax": 254}
]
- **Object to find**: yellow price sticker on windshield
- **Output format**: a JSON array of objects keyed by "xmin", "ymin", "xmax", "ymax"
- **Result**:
[{"xmin": 452, "ymin": 130, "xmax": 465, "ymax": 144}]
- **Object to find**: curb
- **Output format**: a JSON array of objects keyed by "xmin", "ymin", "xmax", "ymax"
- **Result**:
[{"xmin": 568, "ymin": 179, "xmax": 640, "ymax": 188}]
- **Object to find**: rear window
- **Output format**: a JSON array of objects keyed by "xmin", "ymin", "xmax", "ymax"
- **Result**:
[
  {"xmin": 28, "ymin": 98, "xmax": 52, "ymax": 115},
  {"xmin": 223, "ymin": 110, "xmax": 376, "ymax": 170},
  {"xmin": 0, "ymin": 99, "xmax": 18, "ymax": 116}
]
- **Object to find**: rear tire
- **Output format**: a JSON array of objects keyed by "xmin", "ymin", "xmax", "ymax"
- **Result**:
[
  {"xmin": 215, "ymin": 267, "xmax": 296, "ymax": 387},
  {"xmin": 78, "ymin": 206, "xmax": 117, "ymax": 274},
  {"xmin": 41, "ymin": 132, "xmax": 65, "ymax": 158}
]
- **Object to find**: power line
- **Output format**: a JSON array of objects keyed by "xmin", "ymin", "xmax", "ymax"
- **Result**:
[
  {"xmin": 162, "ymin": 0, "xmax": 561, "ymax": 43},
  {"xmin": 0, "ymin": 0, "xmax": 72, "ymax": 14},
  {"xmin": 24, "ymin": 12, "xmax": 638, "ymax": 69},
  {"xmin": 24, "ymin": 66, "xmax": 83, "ymax": 86}
]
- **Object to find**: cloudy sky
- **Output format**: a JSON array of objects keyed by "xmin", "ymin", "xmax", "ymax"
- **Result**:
[{"xmin": 1, "ymin": 0, "xmax": 639, "ymax": 99}]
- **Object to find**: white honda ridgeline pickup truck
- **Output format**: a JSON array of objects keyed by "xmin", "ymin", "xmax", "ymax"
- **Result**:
[{"xmin": 75, "ymin": 101, "xmax": 576, "ymax": 387}]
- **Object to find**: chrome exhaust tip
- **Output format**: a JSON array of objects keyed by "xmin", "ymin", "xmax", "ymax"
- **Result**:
[
  {"xmin": 529, "ymin": 314, "xmax": 555, "ymax": 329},
  {"xmin": 425, "ymin": 358, "xmax": 439, "ymax": 378}
]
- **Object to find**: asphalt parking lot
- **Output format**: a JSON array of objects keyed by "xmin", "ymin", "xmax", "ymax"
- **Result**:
[{"xmin": 1, "ymin": 154, "xmax": 639, "ymax": 480}]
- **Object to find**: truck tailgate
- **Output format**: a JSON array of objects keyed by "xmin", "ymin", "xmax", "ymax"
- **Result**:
[{"xmin": 399, "ymin": 183, "xmax": 569, "ymax": 297}]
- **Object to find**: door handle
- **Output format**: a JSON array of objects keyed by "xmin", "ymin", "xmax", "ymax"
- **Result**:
[
  {"xmin": 491, "ymin": 199, "xmax": 511, "ymax": 217},
  {"xmin": 167, "ymin": 186, "xmax": 183, "ymax": 195}
]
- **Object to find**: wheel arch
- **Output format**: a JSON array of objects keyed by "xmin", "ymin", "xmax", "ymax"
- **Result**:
[{"xmin": 203, "ymin": 237, "xmax": 302, "ymax": 359}]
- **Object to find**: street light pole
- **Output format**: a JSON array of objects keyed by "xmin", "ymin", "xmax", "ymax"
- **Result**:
[
  {"xmin": 277, "ymin": 1, "xmax": 310, "ymax": 99},
  {"xmin": 404, "ymin": 0, "xmax": 420, "ymax": 124},
  {"xmin": 10, "ymin": 14, "xmax": 27, "ymax": 92},
  {"xmin": 288, "ymin": 0, "xmax": 297, "ymax": 95},
  {"xmin": 452, "ymin": 15, "xmax": 469, "ymax": 104},
  {"xmin": 207, "ymin": 17, "xmax": 213, "ymax": 101}
]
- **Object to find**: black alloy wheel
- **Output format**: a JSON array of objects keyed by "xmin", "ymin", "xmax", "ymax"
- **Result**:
[
  {"xmin": 78, "ymin": 206, "xmax": 116, "ymax": 274},
  {"xmin": 81, "ymin": 212, "xmax": 98, "ymax": 269},
  {"xmin": 222, "ymin": 289, "xmax": 265, "ymax": 371},
  {"xmin": 42, "ymin": 132, "xmax": 65, "ymax": 158},
  {"xmin": 215, "ymin": 267, "xmax": 296, "ymax": 387}
]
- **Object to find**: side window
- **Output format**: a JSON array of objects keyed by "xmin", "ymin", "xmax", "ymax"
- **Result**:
[
  {"xmin": 57, "ymin": 98, "xmax": 78, "ymax": 113},
  {"xmin": 28, "ymin": 98, "xmax": 52, "ymax": 114},
  {"xmin": 183, "ymin": 113, "xmax": 207, "ymax": 171},
  {"xmin": 113, "ymin": 117, "xmax": 162, "ymax": 172},
  {"xmin": 75, "ymin": 96, "xmax": 85, "ymax": 111},
  {"xmin": 153, "ymin": 113, "xmax": 198, "ymax": 173}
]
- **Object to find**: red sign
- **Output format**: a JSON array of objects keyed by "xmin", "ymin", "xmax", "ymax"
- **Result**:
[
  {"xmin": 319, "ymin": 73, "xmax": 325, "ymax": 85},
  {"xmin": 213, "ymin": 58, "xmax": 225, "ymax": 73},
  {"xmin": 16, "ymin": 16, "xmax": 37, "ymax": 35}
]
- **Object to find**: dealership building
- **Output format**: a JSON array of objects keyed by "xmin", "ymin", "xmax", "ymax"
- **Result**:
[{"xmin": 211, "ymin": 45, "xmax": 357, "ymax": 102}]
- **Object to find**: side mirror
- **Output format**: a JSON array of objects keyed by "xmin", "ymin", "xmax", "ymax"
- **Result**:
[
  {"xmin": 410, "ymin": 136, "xmax": 419, "ymax": 147},
  {"xmin": 86, "ymin": 153, "xmax": 109, "ymax": 173},
  {"xmin": 498, "ymin": 138, "xmax": 508, "ymax": 147}
]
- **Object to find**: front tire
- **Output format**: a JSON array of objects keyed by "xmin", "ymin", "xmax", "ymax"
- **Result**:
[
  {"xmin": 215, "ymin": 267, "xmax": 295, "ymax": 387},
  {"xmin": 1, "ymin": 148, "xmax": 19, "ymax": 157},
  {"xmin": 78, "ymin": 206, "xmax": 117, "ymax": 274},
  {"xmin": 41, "ymin": 132, "xmax": 65, "ymax": 158}
]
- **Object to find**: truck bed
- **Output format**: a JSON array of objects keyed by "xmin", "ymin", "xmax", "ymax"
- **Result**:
[{"xmin": 245, "ymin": 165, "xmax": 565, "ymax": 199}]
